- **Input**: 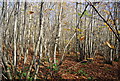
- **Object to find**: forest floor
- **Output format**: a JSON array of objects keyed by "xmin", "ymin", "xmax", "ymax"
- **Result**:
[
  {"xmin": 57, "ymin": 53, "xmax": 119, "ymax": 80},
  {"xmin": 15, "ymin": 51, "xmax": 120, "ymax": 80}
]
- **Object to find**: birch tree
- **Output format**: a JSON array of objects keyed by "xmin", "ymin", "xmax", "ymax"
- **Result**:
[{"xmin": 53, "ymin": 2, "xmax": 63, "ymax": 64}]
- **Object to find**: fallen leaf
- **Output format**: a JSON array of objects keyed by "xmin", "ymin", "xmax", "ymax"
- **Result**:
[
  {"xmin": 63, "ymin": 28, "xmax": 71, "ymax": 31},
  {"xmin": 104, "ymin": 23, "xmax": 109, "ymax": 27},
  {"xmin": 108, "ymin": 28, "xmax": 112, "ymax": 31},
  {"xmin": 80, "ymin": 36, "xmax": 85, "ymax": 41},
  {"xmin": 87, "ymin": 58, "xmax": 93, "ymax": 60},
  {"xmin": 81, "ymin": 76, "xmax": 87, "ymax": 79},
  {"xmin": 118, "ymin": 30, "xmax": 120, "ymax": 34},
  {"xmin": 28, "ymin": 11, "xmax": 34, "ymax": 14},
  {"xmin": 106, "ymin": 41, "xmax": 115, "ymax": 49},
  {"xmin": 103, "ymin": 10, "xmax": 110, "ymax": 15}
]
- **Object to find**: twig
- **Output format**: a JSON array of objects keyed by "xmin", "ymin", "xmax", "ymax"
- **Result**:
[
  {"xmin": 2, "ymin": 56, "xmax": 12, "ymax": 80},
  {"xmin": 76, "ymin": 3, "xmax": 89, "ymax": 28},
  {"xmin": 2, "ymin": 73, "xmax": 8, "ymax": 79},
  {"xmin": 59, "ymin": 33, "xmax": 76, "ymax": 65}
]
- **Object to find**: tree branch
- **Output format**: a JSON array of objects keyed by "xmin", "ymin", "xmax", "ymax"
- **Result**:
[{"xmin": 88, "ymin": 2, "xmax": 120, "ymax": 42}]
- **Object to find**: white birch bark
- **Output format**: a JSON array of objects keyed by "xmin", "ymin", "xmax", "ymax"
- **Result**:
[
  {"xmin": 53, "ymin": 3, "xmax": 63, "ymax": 64},
  {"xmin": 13, "ymin": 2, "xmax": 18, "ymax": 66},
  {"xmin": 24, "ymin": 3, "xmax": 32, "ymax": 64},
  {"xmin": 34, "ymin": 2, "xmax": 44, "ymax": 79}
]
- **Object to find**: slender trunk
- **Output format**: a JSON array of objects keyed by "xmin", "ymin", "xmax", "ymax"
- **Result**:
[
  {"xmin": 24, "ymin": 3, "xmax": 32, "ymax": 64},
  {"xmin": 26, "ymin": 2, "xmax": 44, "ymax": 79},
  {"xmin": 34, "ymin": 2, "xmax": 44, "ymax": 79},
  {"xmin": 53, "ymin": 3, "xmax": 63, "ymax": 64},
  {"xmin": 75, "ymin": 2, "xmax": 79, "ymax": 61},
  {"xmin": 21, "ymin": 1, "xmax": 26, "ymax": 60},
  {"xmin": 13, "ymin": 2, "xmax": 19, "ymax": 79},
  {"xmin": 13, "ymin": 2, "xmax": 18, "ymax": 67}
]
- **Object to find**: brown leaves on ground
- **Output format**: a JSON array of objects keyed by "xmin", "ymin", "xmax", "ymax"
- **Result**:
[
  {"xmin": 3, "ymin": 47, "xmax": 119, "ymax": 80},
  {"xmin": 58, "ymin": 54, "xmax": 119, "ymax": 80}
]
